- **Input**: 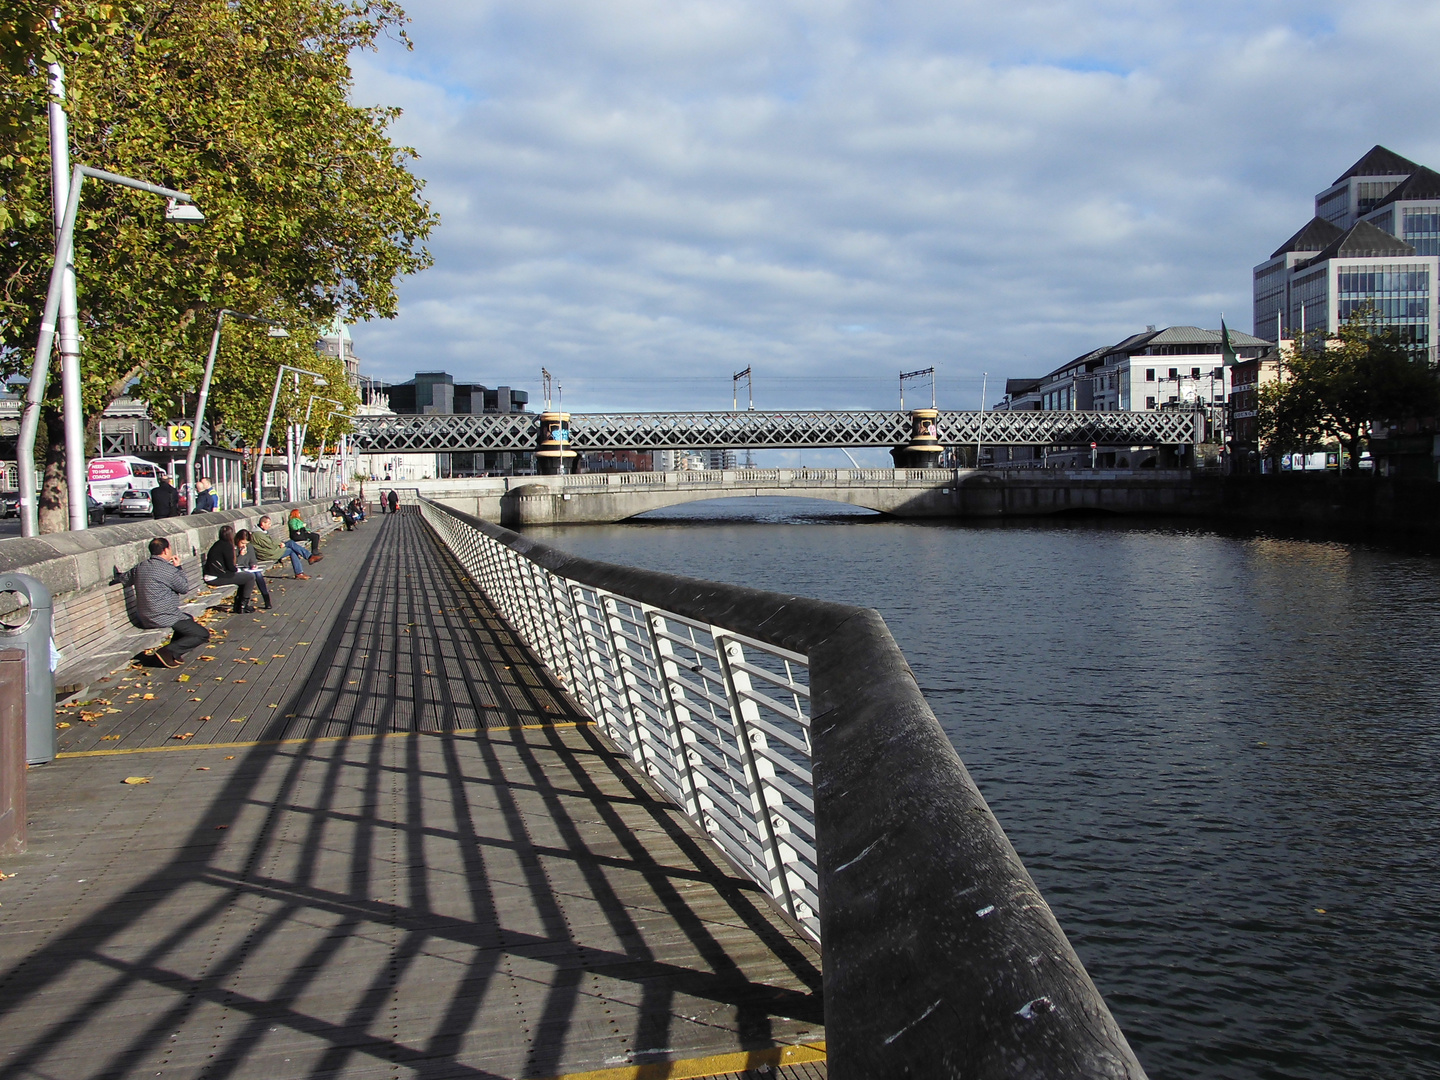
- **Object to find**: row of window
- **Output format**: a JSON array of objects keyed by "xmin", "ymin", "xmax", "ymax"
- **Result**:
[
  {"xmin": 1337, "ymin": 298, "xmax": 1429, "ymax": 320},
  {"xmin": 1144, "ymin": 366, "xmax": 1223, "ymax": 381},
  {"xmin": 1336, "ymin": 270, "xmax": 1429, "ymax": 294}
]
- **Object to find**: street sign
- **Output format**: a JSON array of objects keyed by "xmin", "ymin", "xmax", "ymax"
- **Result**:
[{"xmin": 168, "ymin": 423, "xmax": 193, "ymax": 447}]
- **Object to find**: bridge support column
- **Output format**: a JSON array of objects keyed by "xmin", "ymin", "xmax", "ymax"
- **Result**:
[
  {"xmin": 535, "ymin": 411, "xmax": 578, "ymax": 475},
  {"xmin": 891, "ymin": 407, "xmax": 946, "ymax": 469}
]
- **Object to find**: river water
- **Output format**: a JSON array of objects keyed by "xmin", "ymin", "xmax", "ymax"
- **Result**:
[{"xmin": 527, "ymin": 497, "xmax": 1440, "ymax": 1080}]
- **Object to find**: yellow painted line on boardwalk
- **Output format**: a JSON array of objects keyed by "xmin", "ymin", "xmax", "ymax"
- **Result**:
[
  {"xmin": 56, "ymin": 720, "xmax": 589, "ymax": 758},
  {"xmin": 537, "ymin": 1042, "xmax": 826, "ymax": 1080}
]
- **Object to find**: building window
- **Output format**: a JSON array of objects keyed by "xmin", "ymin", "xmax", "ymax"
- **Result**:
[
  {"xmin": 1145, "ymin": 368, "xmax": 1155, "ymax": 381},
  {"xmin": 1168, "ymin": 368, "xmax": 1178, "ymax": 379},
  {"xmin": 1145, "ymin": 396, "xmax": 1156, "ymax": 409}
]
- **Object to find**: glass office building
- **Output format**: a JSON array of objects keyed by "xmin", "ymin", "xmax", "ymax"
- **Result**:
[{"xmin": 1253, "ymin": 146, "xmax": 1440, "ymax": 359}]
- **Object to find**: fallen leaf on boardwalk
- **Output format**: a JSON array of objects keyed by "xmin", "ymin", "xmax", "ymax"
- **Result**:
[
  {"xmin": 172, "ymin": 732, "xmax": 194, "ymax": 740},
  {"xmin": 233, "ymin": 679, "xmax": 246, "ymax": 684},
  {"xmin": 142, "ymin": 693, "xmax": 155, "ymax": 700},
  {"xmin": 224, "ymin": 755, "xmax": 235, "ymax": 759},
  {"xmin": 199, "ymin": 716, "xmax": 212, "ymax": 721},
  {"xmin": 189, "ymin": 697, "xmax": 202, "ymax": 703},
  {"xmin": 296, "ymin": 641, "xmax": 310, "ymax": 645},
  {"xmin": 200, "ymin": 656, "xmax": 215, "ymax": 661},
  {"xmin": 267, "ymin": 704, "xmax": 278, "ymax": 709},
  {"xmin": 177, "ymin": 674, "xmax": 190, "ymax": 682},
  {"xmin": 230, "ymin": 717, "xmax": 245, "ymax": 723},
  {"xmin": 56, "ymin": 721, "xmax": 70, "ymax": 729},
  {"xmin": 122, "ymin": 776, "xmax": 151, "ymax": 785},
  {"xmin": 272, "ymin": 654, "xmax": 285, "ymax": 658},
  {"xmin": 79, "ymin": 711, "xmax": 103, "ymax": 722},
  {"xmin": 106, "ymin": 708, "xmax": 121, "ymax": 714},
  {"xmin": 0, "ymin": 871, "xmax": 12, "ymax": 880},
  {"xmin": 239, "ymin": 647, "xmax": 251, "ymax": 652},
  {"xmin": 101, "ymin": 735, "xmax": 121, "ymax": 741},
  {"xmin": 233, "ymin": 659, "xmax": 247, "ymax": 663},
  {"xmin": 424, "ymin": 670, "xmax": 432, "ymax": 675},
  {"xmin": 196, "ymin": 766, "xmax": 210, "ymax": 771},
  {"xmin": 215, "ymin": 677, "xmax": 223, "ymax": 682}
]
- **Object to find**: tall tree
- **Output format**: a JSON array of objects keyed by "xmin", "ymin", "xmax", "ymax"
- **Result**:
[
  {"xmin": 1257, "ymin": 309, "xmax": 1440, "ymax": 470},
  {"xmin": 0, "ymin": 0, "xmax": 435, "ymax": 527}
]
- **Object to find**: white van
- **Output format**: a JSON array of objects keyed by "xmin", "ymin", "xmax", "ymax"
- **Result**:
[{"xmin": 87, "ymin": 456, "xmax": 163, "ymax": 509}]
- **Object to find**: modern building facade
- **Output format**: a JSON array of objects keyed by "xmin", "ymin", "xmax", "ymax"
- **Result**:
[{"xmin": 1254, "ymin": 146, "xmax": 1440, "ymax": 358}]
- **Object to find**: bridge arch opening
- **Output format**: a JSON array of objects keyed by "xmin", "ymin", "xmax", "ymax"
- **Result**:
[{"xmin": 630, "ymin": 495, "xmax": 883, "ymax": 524}]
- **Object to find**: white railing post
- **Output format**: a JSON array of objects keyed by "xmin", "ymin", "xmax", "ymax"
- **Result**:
[{"xmin": 714, "ymin": 632, "xmax": 798, "ymax": 920}]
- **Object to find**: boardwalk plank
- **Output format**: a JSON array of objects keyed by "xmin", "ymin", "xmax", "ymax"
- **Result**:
[{"xmin": 2, "ymin": 511, "xmax": 823, "ymax": 1080}]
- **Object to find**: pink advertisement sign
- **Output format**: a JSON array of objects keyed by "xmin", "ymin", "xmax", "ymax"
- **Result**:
[{"xmin": 87, "ymin": 460, "xmax": 131, "ymax": 483}]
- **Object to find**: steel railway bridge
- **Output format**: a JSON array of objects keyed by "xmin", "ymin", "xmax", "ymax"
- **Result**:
[{"xmin": 349, "ymin": 408, "xmax": 1202, "ymax": 454}]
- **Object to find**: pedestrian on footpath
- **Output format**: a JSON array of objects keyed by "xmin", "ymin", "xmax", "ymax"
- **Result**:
[
  {"xmin": 387, "ymin": 490, "xmax": 398, "ymax": 514},
  {"xmin": 250, "ymin": 515, "xmax": 316, "ymax": 578},
  {"xmin": 125, "ymin": 537, "xmax": 209, "ymax": 667},
  {"xmin": 151, "ymin": 474, "xmax": 180, "ymax": 518},
  {"xmin": 190, "ymin": 477, "xmax": 218, "ymax": 514}
]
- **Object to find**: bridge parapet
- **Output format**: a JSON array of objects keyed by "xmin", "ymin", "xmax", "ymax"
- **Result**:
[{"xmin": 419, "ymin": 497, "xmax": 1148, "ymax": 1079}]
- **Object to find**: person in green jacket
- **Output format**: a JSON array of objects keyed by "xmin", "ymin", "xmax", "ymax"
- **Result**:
[
  {"xmin": 251, "ymin": 515, "xmax": 319, "ymax": 578},
  {"xmin": 287, "ymin": 508, "xmax": 324, "ymax": 561}
]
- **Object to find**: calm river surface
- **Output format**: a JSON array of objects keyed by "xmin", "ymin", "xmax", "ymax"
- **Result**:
[{"xmin": 527, "ymin": 497, "xmax": 1440, "ymax": 1080}]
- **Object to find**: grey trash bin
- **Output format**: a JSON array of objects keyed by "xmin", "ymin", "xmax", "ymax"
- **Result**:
[{"xmin": 0, "ymin": 574, "xmax": 56, "ymax": 765}]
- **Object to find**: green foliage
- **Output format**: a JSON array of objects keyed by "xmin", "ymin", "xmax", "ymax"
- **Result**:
[
  {"xmin": 1257, "ymin": 308, "xmax": 1440, "ymax": 469},
  {"xmin": 0, "ymin": 0, "xmax": 435, "ymax": 430}
]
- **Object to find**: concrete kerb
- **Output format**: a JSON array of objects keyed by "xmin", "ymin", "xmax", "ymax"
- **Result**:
[{"xmin": 420, "ymin": 499, "xmax": 1149, "ymax": 1080}]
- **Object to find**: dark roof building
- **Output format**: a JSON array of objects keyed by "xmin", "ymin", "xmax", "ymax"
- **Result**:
[{"xmin": 1253, "ymin": 147, "xmax": 1440, "ymax": 355}]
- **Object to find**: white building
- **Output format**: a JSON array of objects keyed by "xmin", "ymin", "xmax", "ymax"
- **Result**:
[{"xmin": 1254, "ymin": 146, "xmax": 1440, "ymax": 358}]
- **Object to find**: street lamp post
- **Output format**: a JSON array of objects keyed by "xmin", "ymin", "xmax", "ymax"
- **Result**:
[
  {"xmin": 184, "ymin": 310, "xmax": 287, "ymax": 511},
  {"xmin": 18, "ymin": 164, "xmax": 203, "ymax": 536},
  {"xmin": 295, "ymin": 395, "xmax": 344, "ymax": 499},
  {"xmin": 253, "ymin": 365, "xmax": 326, "ymax": 505}
]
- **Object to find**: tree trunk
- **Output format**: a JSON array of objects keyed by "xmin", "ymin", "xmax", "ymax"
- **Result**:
[{"xmin": 37, "ymin": 408, "xmax": 68, "ymax": 534}]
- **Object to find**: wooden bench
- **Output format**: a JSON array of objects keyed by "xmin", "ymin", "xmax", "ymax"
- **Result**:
[{"xmin": 52, "ymin": 515, "xmax": 343, "ymax": 699}]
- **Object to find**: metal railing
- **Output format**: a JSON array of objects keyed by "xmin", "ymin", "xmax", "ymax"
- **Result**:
[
  {"xmin": 354, "ymin": 408, "xmax": 1201, "ymax": 454},
  {"xmin": 418, "ymin": 497, "xmax": 1147, "ymax": 1078}
]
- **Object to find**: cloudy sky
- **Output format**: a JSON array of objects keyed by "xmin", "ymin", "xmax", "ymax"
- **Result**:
[{"xmin": 348, "ymin": 0, "xmax": 1440, "ymax": 414}]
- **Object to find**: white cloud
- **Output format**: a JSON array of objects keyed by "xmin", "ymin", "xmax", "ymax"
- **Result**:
[{"xmin": 348, "ymin": 0, "xmax": 1440, "ymax": 409}]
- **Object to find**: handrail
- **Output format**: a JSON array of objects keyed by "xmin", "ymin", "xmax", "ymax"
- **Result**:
[{"xmin": 419, "ymin": 497, "xmax": 1147, "ymax": 1079}]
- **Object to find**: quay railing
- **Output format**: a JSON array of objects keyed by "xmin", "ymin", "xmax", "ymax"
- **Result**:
[{"xmin": 419, "ymin": 497, "xmax": 1147, "ymax": 1079}]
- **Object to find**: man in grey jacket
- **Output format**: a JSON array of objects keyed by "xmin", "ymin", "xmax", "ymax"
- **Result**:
[{"xmin": 128, "ymin": 537, "xmax": 210, "ymax": 667}]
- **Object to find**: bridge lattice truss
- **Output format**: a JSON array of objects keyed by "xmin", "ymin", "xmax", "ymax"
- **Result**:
[{"xmin": 351, "ymin": 409, "xmax": 1200, "ymax": 453}]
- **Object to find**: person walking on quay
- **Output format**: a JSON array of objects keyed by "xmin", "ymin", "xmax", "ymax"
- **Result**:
[
  {"xmin": 233, "ymin": 529, "xmax": 273, "ymax": 610},
  {"xmin": 151, "ymin": 474, "xmax": 180, "ymax": 518},
  {"xmin": 126, "ymin": 537, "xmax": 209, "ymax": 667},
  {"xmin": 250, "ymin": 515, "xmax": 316, "ymax": 579},
  {"xmin": 387, "ymin": 489, "xmax": 398, "ymax": 514},
  {"xmin": 288, "ymin": 508, "xmax": 324, "ymax": 561},
  {"xmin": 203, "ymin": 524, "xmax": 257, "ymax": 613}
]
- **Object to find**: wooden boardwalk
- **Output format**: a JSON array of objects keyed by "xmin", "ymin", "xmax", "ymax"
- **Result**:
[{"xmin": 0, "ymin": 511, "xmax": 825, "ymax": 1080}]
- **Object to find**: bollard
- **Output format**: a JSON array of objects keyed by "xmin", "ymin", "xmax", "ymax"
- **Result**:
[
  {"xmin": 0, "ymin": 575, "xmax": 56, "ymax": 766},
  {"xmin": 0, "ymin": 648, "xmax": 25, "ymax": 855}
]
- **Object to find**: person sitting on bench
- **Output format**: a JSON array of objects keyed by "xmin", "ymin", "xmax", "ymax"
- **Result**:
[
  {"xmin": 250, "ymin": 515, "xmax": 318, "ymax": 578},
  {"xmin": 234, "ymin": 529, "xmax": 273, "ymax": 610},
  {"xmin": 202, "ymin": 523, "xmax": 256, "ymax": 613},
  {"xmin": 127, "ymin": 536, "xmax": 210, "ymax": 668},
  {"xmin": 288, "ymin": 509, "xmax": 324, "ymax": 560}
]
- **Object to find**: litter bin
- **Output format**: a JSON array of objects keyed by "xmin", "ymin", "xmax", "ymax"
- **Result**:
[{"xmin": 0, "ymin": 574, "xmax": 55, "ymax": 766}]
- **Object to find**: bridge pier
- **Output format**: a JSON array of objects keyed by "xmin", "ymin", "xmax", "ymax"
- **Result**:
[{"xmin": 891, "ymin": 408, "xmax": 946, "ymax": 468}]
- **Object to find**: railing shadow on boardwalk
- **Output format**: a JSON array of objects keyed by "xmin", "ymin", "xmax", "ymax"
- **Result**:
[{"xmin": 0, "ymin": 514, "xmax": 823, "ymax": 1080}]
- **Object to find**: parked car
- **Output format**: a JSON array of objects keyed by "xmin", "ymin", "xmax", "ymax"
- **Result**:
[
  {"xmin": 1, "ymin": 492, "xmax": 18, "ymax": 518},
  {"xmin": 87, "ymin": 495, "xmax": 106, "ymax": 526},
  {"xmin": 118, "ymin": 488, "xmax": 153, "ymax": 516}
]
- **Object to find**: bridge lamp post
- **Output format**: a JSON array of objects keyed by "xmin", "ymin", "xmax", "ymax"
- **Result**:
[
  {"xmin": 17, "ymin": 165, "xmax": 204, "ymax": 537},
  {"xmin": 184, "ymin": 311, "xmax": 288, "ymax": 511},
  {"xmin": 295, "ymin": 396, "xmax": 345, "ymax": 498},
  {"xmin": 254, "ymin": 365, "xmax": 327, "ymax": 505}
]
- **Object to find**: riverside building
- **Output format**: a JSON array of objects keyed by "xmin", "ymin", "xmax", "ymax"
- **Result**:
[
  {"xmin": 990, "ymin": 326, "xmax": 1271, "ymax": 467},
  {"xmin": 1253, "ymin": 146, "xmax": 1440, "ymax": 358}
]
